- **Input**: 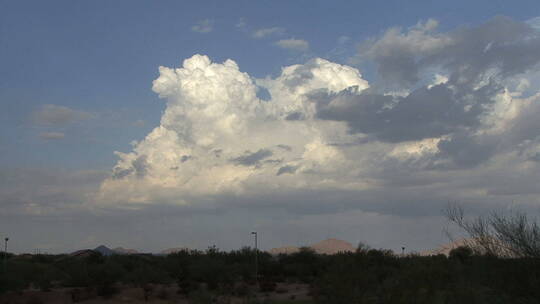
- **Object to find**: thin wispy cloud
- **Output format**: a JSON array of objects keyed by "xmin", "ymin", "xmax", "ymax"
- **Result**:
[
  {"xmin": 236, "ymin": 17, "xmax": 247, "ymax": 29},
  {"xmin": 31, "ymin": 104, "xmax": 93, "ymax": 125},
  {"xmin": 39, "ymin": 132, "xmax": 65, "ymax": 140},
  {"xmin": 191, "ymin": 19, "xmax": 213, "ymax": 33},
  {"xmin": 252, "ymin": 27, "xmax": 285, "ymax": 38},
  {"xmin": 275, "ymin": 38, "xmax": 310, "ymax": 51}
]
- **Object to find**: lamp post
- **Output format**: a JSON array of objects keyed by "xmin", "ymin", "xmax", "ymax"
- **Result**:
[
  {"xmin": 251, "ymin": 231, "xmax": 258, "ymax": 282},
  {"xmin": 3, "ymin": 237, "xmax": 8, "ymax": 273}
]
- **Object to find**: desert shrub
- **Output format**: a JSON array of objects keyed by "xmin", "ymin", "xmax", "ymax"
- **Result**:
[
  {"xmin": 233, "ymin": 282, "xmax": 251, "ymax": 297},
  {"xmin": 25, "ymin": 295, "xmax": 44, "ymax": 304},
  {"xmin": 259, "ymin": 279, "xmax": 277, "ymax": 293},
  {"xmin": 142, "ymin": 284, "xmax": 153, "ymax": 301},
  {"xmin": 445, "ymin": 203, "xmax": 540, "ymax": 258},
  {"xmin": 449, "ymin": 246, "xmax": 473, "ymax": 263},
  {"xmin": 177, "ymin": 278, "xmax": 199, "ymax": 295},
  {"xmin": 70, "ymin": 287, "xmax": 97, "ymax": 302},
  {"xmin": 96, "ymin": 282, "xmax": 117, "ymax": 298},
  {"xmin": 189, "ymin": 289, "xmax": 214, "ymax": 304},
  {"xmin": 125, "ymin": 264, "xmax": 171, "ymax": 286},
  {"xmin": 156, "ymin": 286, "xmax": 170, "ymax": 300},
  {"xmin": 275, "ymin": 286, "xmax": 288, "ymax": 294}
]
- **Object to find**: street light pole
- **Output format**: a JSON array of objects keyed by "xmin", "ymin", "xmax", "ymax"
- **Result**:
[
  {"xmin": 251, "ymin": 231, "xmax": 258, "ymax": 282},
  {"xmin": 3, "ymin": 237, "xmax": 8, "ymax": 273}
]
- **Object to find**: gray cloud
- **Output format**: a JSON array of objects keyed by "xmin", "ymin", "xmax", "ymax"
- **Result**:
[
  {"xmin": 282, "ymin": 63, "xmax": 314, "ymax": 88},
  {"xmin": 362, "ymin": 17, "xmax": 540, "ymax": 88},
  {"xmin": 111, "ymin": 155, "xmax": 149, "ymax": 179},
  {"xmin": 434, "ymin": 132, "xmax": 499, "ymax": 169},
  {"xmin": 285, "ymin": 112, "xmax": 304, "ymax": 121},
  {"xmin": 276, "ymin": 144, "xmax": 292, "ymax": 151},
  {"xmin": 111, "ymin": 167, "xmax": 133, "ymax": 180},
  {"xmin": 313, "ymin": 17, "xmax": 540, "ymax": 170},
  {"xmin": 231, "ymin": 149, "xmax": 273, "ymax": 166},
  {"xmin": 529, "ymin": 153, "xmax": 540, "ymax": 162},
  {"xmin": 314, "ymin": 81, "xmax": 500, "ymax": 143},
  {"xmin": 276, "ymin": 165, "xmax": 298, "ymax": 176}
]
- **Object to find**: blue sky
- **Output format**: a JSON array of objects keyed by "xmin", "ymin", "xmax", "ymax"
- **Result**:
[{"xmin": 2, "ymin": 1, "xmax": 540, "ymax": 253}]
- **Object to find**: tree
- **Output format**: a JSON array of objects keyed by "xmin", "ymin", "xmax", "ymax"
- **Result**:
[{"xmin": 445, "ymin": 203, "xmax": 540, "ymax": 258}]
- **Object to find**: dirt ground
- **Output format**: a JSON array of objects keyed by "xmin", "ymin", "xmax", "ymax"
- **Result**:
[{"xmin": 0, "ymin": 282, "xmax": 312, "ymax": 304}]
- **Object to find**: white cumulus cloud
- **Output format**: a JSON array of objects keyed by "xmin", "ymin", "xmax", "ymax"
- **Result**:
[
  {"xmin": 99, "ymin": 17, "xmax": 540, "ymax": 214},
  {"xmin": 99, "ymin": 54, "xmax": 370, "ymax": 206}
]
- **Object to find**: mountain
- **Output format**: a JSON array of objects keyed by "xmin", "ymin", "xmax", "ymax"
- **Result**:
[
  {"xmin": 113, "ymin": 247, "xmax": 139, "ymax": 255},
  {"xmin": 94, "ymin": 245, "xmax": 115, "ymax": 256},
  {"xmin": 268, "ymin": 246, "xmax": 300, "ymax": 255},
  {"xmin": 69, "ymin": 249, "xmax": 100, "ymax": 258},
  {"xmin": 310, "ymin": 238, "xmax": 355, "ymax": 254},
  {"xmin": 269, "ymin": 238, "xmax": 355, "ymax": 255},
  {"xmin": 419, "ymin": 239, "xmax": 470, "ymax": 256}
]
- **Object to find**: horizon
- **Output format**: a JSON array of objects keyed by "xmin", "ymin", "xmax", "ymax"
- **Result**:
[
  {"xmin": 24, "ymin": 237, "xmax": 430, "ymax": 255},
  {"xmin": 2, "ymin": 1, "xmax": 540, "ymax": 255}
]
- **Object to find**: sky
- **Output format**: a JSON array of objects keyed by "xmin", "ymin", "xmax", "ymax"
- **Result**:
[{"xmin": 2, "ymin": 0, "xmax": 540, "ymax": 254}]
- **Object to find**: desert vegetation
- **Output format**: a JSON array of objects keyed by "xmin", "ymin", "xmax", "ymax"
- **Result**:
[
  {"xmin": 445, "ymin": 203, "xmax": 540, "ymax": 258},
  {"xmin": 1, "ymin": 240, "xmax": 540, "ymax": 303}
]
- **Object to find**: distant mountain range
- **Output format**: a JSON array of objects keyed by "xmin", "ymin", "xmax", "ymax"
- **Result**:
[
  {"xmin": 93, "ymin": 245, "xmax": 118, "ymax": 256},
  {"xmin": 67, "ymin": 239, "xmax": 469, "ymax": 257},
  {"xmin": 80, "ymin": 240, "xmax": 357, "ymax": 256},
  {"xmin": 85, "ymin": 245, "xmax": 191, "ymax": 256},
  {"xmin": 419, "ymin": 239, "xmax": 470, "ymax": 256},
  {"xmin": 269, "ymin": 238, "xmax": 355, "ymax": 255},
  {"xmin": 112, "ymin": 247, "xmax": 139, "ymax": 255}
]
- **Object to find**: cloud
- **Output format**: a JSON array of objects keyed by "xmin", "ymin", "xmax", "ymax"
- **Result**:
[
  {"xmin": 315, "ymin": 16, "xmax": 540, "ymax": 169},
  {"xmin": 277, "ymin": 165, "xmax": 298, "ymax": 176},
  {"xmin": 252, "ymin": 27, "xmax": 285, "ymax": 38},
  {"xmin": 313, "ymin": 81, "xmax": 501, "ymax": 143},
  {"xmin": 88, "ymin": 17, "xmax": 540, "ymax": 255},
  {"xmin": 231, "ymin": 149, "xmax": 273, "ymax": 166},
  {"xmin": 358, "ymin": 19, "xmax": 451, "ymax": 87},
  {"xmin": 99, "ymin": 54, "xmax": 369, "ymax": 205},
  {"xmin": 31, "ymin": 104, "xmax": 93, "ymax": 125},
  {"xmin": 275, "ymin": 38, "xmax": 310, "ymax": 52},
  {"xmin": 0, "ymin": 167, "xmax": 106, "ymax": 217},
  {"xmin": 191, "ymin": 19, "xmax": 213, "ymax": 33},
  {"xmin": 360, "ymin": 17, "xmax": 540, "ymax": 88},
  {"xmin": 236, "ymin": 18, "xmax": 247, "ymax": 29},
  {"xmin": 132, "ymin": 119, "xmax": 145, "ymax": 127},
  {"xmin": 39, "ymin": 132, "xmax": 65, "ymax": 140},
  {"xmin": 527, "ymin": 16, "xmax": 540, "ymax": 31},
  {"xmin": 338, "ymin": 35, "xmax": 351, "ymax": 44},
  {"xmin": 99, "ymin": 17, "xmax": 540, "ymax": 210}
]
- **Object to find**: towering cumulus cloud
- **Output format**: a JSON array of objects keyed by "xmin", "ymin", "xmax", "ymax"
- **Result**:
[
  {"xmin": 100, "ymin": 17, "xmax": 540, "ymax": 212},
  {"xmin": 99, "ymin": 55, "xmax": 369, "ymax": 205}
]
